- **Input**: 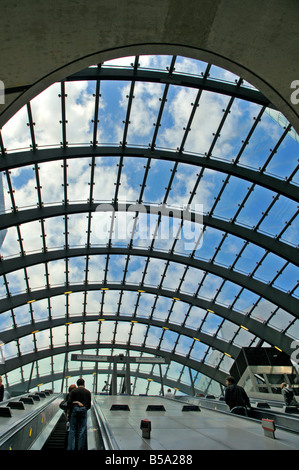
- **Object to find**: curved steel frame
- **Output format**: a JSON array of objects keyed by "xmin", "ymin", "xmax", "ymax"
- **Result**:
[
  {"xmin": 0, "ymin": 251, "xmax": 297, "ymax": 317},
  {"xmin": 0, "ymin": 205, "xmax": 297, "ymax": 265},
  {"xmin": 0, "ymin": 343, "xmax": 228, "ymax": 387},
  {"xmin": 0, "ymin": 56, "xmax": 298, "ymax": 395},
  {"xmin": 1, "ymin": 146, "xmax": 297, "ymax": 202},
  {"xmin": 6, "ymin": 369, "xmax": 197, "ymax": 397}
]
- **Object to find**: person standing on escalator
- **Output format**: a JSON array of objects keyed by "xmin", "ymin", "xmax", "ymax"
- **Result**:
[
  {"xmin": 280, "ymin": 382, "xmax": 298, "ymax": 408},
  {"xmin": 67, "ymin": 378, "xmax": 91, "ymax": 450},
  {"xmin": 224, "ymin": 375, "xmax": 251, "ymax": 416}
]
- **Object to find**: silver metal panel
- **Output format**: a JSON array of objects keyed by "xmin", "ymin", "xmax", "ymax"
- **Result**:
[{"xmin": 95, "ymin": 395, "xmax": 299, "ymax": 450}]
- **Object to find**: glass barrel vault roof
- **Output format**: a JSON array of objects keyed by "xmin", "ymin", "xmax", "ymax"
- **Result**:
[{"xmin": 0, "ymin": 54, "xmax": 298, "ymax": 396}]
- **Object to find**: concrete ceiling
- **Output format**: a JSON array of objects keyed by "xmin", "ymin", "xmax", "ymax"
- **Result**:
[{"xmin": 0, "ymin": 0, "xmax": 298, "ymax": 131}]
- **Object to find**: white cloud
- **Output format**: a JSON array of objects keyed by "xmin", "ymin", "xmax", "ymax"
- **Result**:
[{"xmin": 0, "ymin": 55, "xmax": 297, "ymax": 395}]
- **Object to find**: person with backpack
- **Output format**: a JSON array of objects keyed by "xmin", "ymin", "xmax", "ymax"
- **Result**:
[
  {"xmin": 280, "ymin": 382, "xmax": 298, "ymax": 407},
  {"xmin": 224, "ymin": 376, "xmax": 251, "ymax": 416}
]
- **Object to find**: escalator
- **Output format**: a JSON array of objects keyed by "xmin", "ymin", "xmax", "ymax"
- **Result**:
[
  {"xmin": 42, "ymin": 412, "xmax": 68, "ymax": 450},
  {"xmin": 42, "ymin": 406, "xmax": 104, "ymax": 450},
  {"xmin": 0, "ymin": 391, "xmax": 63, "ymax": 450},
  {"xmin": 0, "ymin": 392, "xmax": 114, "ymax": 450}
]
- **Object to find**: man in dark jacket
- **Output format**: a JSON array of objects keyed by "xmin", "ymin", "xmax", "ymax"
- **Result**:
[
  {"xmin": 67, "ymin": 378, "xmax": 91, "ymax": 450},
  {"xmin": 280, "ymin": 382, "xmax": 298, "ymax": 407},
  {"xmin": 224, "ymin": 376, "xmax": 251, "ymax": 416}
]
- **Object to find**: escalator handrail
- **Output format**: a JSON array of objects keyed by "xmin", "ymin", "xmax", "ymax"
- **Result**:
[{"xmin": 92, "ymin": 398, "xmax": 120, "ymax": 450}]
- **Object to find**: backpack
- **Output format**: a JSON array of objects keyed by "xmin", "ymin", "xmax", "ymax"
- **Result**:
[{"xmin": 284, "ymin": 387, "xmax": 295, "ymax": 405}]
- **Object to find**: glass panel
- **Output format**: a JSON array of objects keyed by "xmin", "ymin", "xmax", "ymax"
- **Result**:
[
  {"xmin": 68, "ymin": 323, "xmax": 82, "ymax": 344},
  {"xmin": 152, "ymin": 297, "xmax": 173, "ymax": 321},
  {"xmin": 114, "ymin": 321, "xmax": 131, "ymax": 343},
  {"xmin": 65, "ymin": 81, "xmax": 94, "ymax": 145},
  {"xmin": 168, "ymin": 300, "xmax": 189, "ymax": 325},
  {"xmin": 30, "ymin": 83, "xmax": 62, "ymax": 148},
  {"xmin": 26, "ymin": 264, "xmax": 46, "ymax": 290},
  {"xmin": 39, "ymin": 161, "xmax": 64, "ymax": 205},
  {"xmin": 130, "ymin": 322, "xmax": 147, "ymax": 346},
  {"xmin": 202, "ymin": 312, "xmax": 223, "ymax": 335},
  {"xmin": 0, "ymin": 311, "xmax": 14, "ymax": 331},
  {"xmin": 268, "ymin": 309, "xmax": 294, "ymax": 331},
  {"xmin": 134, "ymin": 293, "xmax": 155, "ymax": 318},
  {"xmin": 52, "ymin": 326, "xmax": 66, "ymax": 348},
  {"xmin": 174, "ymin": 335, "xmax": 193, "ymax": 357},
  {"xmin": 184, "ymin": 306, "xmax": 206, "ymax": 329},
  {"xmin": 6, "ymin": 368, "xmax": 23, "ymax": 386},
  {"xmin": 0, "ymin": 55, "xmax": 297, "ymax": 395},
  {"xmin": 144, "ymin": 326, "xmax": 162, "ymax": 348},
  {"xmin": 19, "ymin": 335, "xmax": 35, "ymax": 355},
  {"xmin": 159, "ymin": 329, "xmax": 178, "ymax": 352},
  {"xmin": 217, "ymin": 320, "xmax": 238, "ymax": 342},
  {"xmin": 10, "ymin": 168, "xmax": 38, "ymax": 211},
  {"xmin": 35, "ymin": 330, "xmax": 50, "ymax": 350},
  {"xmin": 232, "ymin": 327, "xmax": 255, "ymax": 348},
  {"xmin": 2, "ymin": 105, "xmax": 31, "ymax": 152},
  {"xmin": 92, "ymin": 157, "xmax": 119, "ymax": 202},
  {"xmin": 2, "ymin": 341, "xmax": 19, "ymax": 360},
  {"xmin": 5, "ymin": 272, "xmax": 28, "ymax": 296},
  {"xmin": 68, "ymin": 292, "xmax": 85, "ymax": 316},
  {"xmin": 44, "ymin": 217, "xmax": 65, "ymax": 249}
]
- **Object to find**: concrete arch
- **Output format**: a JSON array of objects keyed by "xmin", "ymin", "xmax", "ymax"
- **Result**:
[{"xmin": 0, "ymin": 1, "xmax": 298, "ymax": 131}]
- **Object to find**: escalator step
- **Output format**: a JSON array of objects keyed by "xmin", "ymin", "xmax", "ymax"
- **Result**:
[
  {"xmin": 42, "ymin": 413, "xmax": 68, "ymax": 450},
  {"xmin": 42, "ymin": 412, "xmax": 88, "ymax": 450}
]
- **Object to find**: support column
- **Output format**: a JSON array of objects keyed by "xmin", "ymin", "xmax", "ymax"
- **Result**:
[{"xmin": 111, "ymin": 358, "xmax": 117, "ymax": 395}]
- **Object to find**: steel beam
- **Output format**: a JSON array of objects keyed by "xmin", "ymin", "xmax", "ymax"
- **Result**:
[
  {"xmin": 0, "ymin": 343, "xmax": 228, "ymax": 385},
  {"xmin": 67, "ymin": 67, "xmax": 275, "ymax": 109},
  {"xmin": 0, "ymin": 250, "xmax": 297, "ymax": 317},
  {"xmin": 0, "ymin": 146, "xmax": 297, "ymax": 202},
  {"xmin": 5, "ymin": 368, "xmax": 199, "ymax": 397},
  {"xmin": 0, "ymin": 310, "xmax": 292, "ymax": 358},
  {"xmin": 0, "ymin": 203, "xmax": 297, "ymax": 266},
  {"xmin": 0, "ymin": 314, "xmax": 238, "ymax": 357}
]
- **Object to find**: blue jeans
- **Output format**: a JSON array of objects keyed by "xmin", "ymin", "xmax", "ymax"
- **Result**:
[{"xmin": 67, "ymin": 406, "xmax": 87, "ymax": 450}]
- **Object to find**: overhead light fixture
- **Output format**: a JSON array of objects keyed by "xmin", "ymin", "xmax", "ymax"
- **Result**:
[{"xmin": 240, "ymin": 325, "xmax": 249, "ymax": 331}]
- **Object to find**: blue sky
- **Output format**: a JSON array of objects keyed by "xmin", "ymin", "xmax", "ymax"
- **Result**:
[{"xmin": 0, "ymin": 54, "xmax": 298, "ymax": 395}]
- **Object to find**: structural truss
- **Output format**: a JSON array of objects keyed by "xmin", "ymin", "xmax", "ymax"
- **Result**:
[{"xmin": 0, "ymin": 55, "xmax": 298, "ymax": 396}]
